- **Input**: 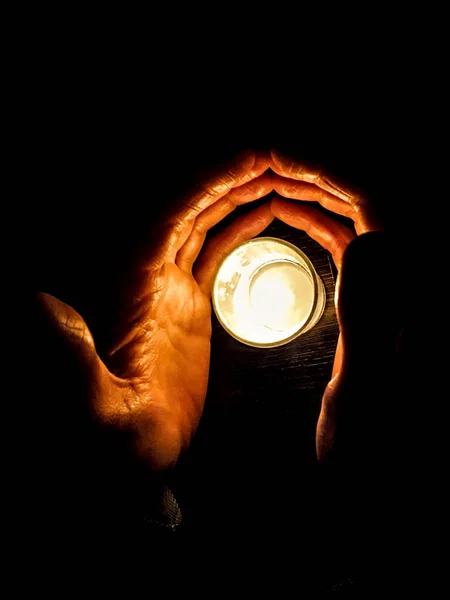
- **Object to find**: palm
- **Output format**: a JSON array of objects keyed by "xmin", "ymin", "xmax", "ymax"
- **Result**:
[
  {"xmin": 39, "ymin": 150, "xmax": 272, "ymax": 472},
  {"xmin": 103, "ymin": 263, "xmax": 212, "ymax": 468}
]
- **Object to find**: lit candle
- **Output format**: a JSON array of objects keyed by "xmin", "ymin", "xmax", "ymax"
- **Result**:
[{"xmin": 212, "ymin": 237, "xmax": 325, "ymax": 348}]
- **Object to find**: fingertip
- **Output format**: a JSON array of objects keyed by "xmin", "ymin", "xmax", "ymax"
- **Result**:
[
  {"xmin": 252, "ymin": 200, "xmax": 274, "ymax": 223},
  {"xmin": 270, "ymin": 146, "xmax": 293, "ymax": 164},
  {"xmin": 269, "ymin": 147, "xmax": 282, "ymax": 168},
  {"xmin": 269, "ymin": 193, "xmax": 282, "ymax": 214},
  {"xmin": 36, "ymin": 292, "xmax": 95, "ymax": 349},
  {"xmin": 36, "ymin": 291, "xmax": 67, "ymax": 319},
  {"xmin": 249, "ymin": 150, "xmax": 271, "ymax": 178},
  {"xmin": 270, "ymin": 195, "xmax": 304, "ymax": 226},
  {"xmin": 228, "ymin": 200, "xmax": 274, "ymax": 233},
  {"xmin": 232, "ymin": 148, "xmax": 256, "ymax": 171},
  {"xmin": 270, "ymin": 171, "xmax": 283, "ymax": 188},
  {"xmin": 269, "ymin": 195, "xmax": 301, "ymax": 220}
]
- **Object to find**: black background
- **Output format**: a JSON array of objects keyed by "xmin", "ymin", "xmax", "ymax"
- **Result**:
[{"xmin": 15, "ymin": 43, "xmax": 436, "ymax": 592}]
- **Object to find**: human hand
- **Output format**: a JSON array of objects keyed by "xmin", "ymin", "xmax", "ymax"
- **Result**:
[
  {"xmin": 267, "ymin": 149, "xmax": 401, "ymax": 467},
  {"xmin": 37, "ymin": 150, "xmax": 276, "ymax": 472}
]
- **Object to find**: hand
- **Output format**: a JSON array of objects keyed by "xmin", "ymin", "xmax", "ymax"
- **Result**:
[
  {"xmin": 37, "ymin": 147, "xmax": 401, "ymax": 475},
  {"xmin": 267, "ymin": 149, "xmax": 401, "ymax": 467},
  {"xmin": 37, "ymin": 150, "xmax": 276, "ymax": 471}
]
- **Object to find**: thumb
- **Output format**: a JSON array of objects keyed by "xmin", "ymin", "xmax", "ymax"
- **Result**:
[
  {"xmin": 36, "ymin": 292, "xmax": 100, "ymax": 381},
  {"xmin": 316, "ymin": 232, "xmax": 403, "ymax": 466}
]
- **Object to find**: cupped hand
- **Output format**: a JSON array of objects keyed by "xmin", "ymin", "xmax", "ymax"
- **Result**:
[
  {"xmin": 267, "ymin": 149, "xmax": 400, "ymax": 466},
  {"xmin": 38, "ymin": 150, "xmax": 275, "ymax": 471}
]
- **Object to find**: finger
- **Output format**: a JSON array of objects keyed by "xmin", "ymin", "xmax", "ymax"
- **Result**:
[
  {"xmin": 148, "ymin": 151, "xmax": 271, "ymax": 269},
  {"xmin": 272, "ymin": 173, "xmax": 355, "ymax": 222},
  {"xmin": 225, "ymin": 170, "xmax": 273, "ymax": 205},
  {"xmin": 175, "ymin": 171, "xmax": 273, "ymax": 272},
  {"xmin": 331, "ymin": 333, "xmax": 343, "ymax": 378},
  {"xmin": 270, "ymin": 196, "xmax": 356, "ymax": 270},
  {"xmin": 36, "ymin": 292, "xmax": 101, "ymax": 378},
  {"xmin": 194, "ymin": 203, "xmax": 274, "ymax": 296},
  {"xmin": 270, "ymin": 149, "xmax": 382, "ymax": 235},
  {"xmin": 183, "ymin": 151, "xmax": 270, "ymax": 217}
]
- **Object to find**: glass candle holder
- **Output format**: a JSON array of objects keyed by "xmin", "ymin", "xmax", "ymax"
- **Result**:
[{"xmin": 212, "ymin": 237, "xmax": 326, "ymax": 348}]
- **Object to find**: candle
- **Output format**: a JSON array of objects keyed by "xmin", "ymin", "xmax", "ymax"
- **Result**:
[{"xmin": 212, "ymin": 237, "xmax": 325, "ymax": 348}]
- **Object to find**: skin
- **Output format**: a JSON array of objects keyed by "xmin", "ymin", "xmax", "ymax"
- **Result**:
[{"xmin": 37, "ymin": 148, "xmax": 392, "ymax": 473}]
